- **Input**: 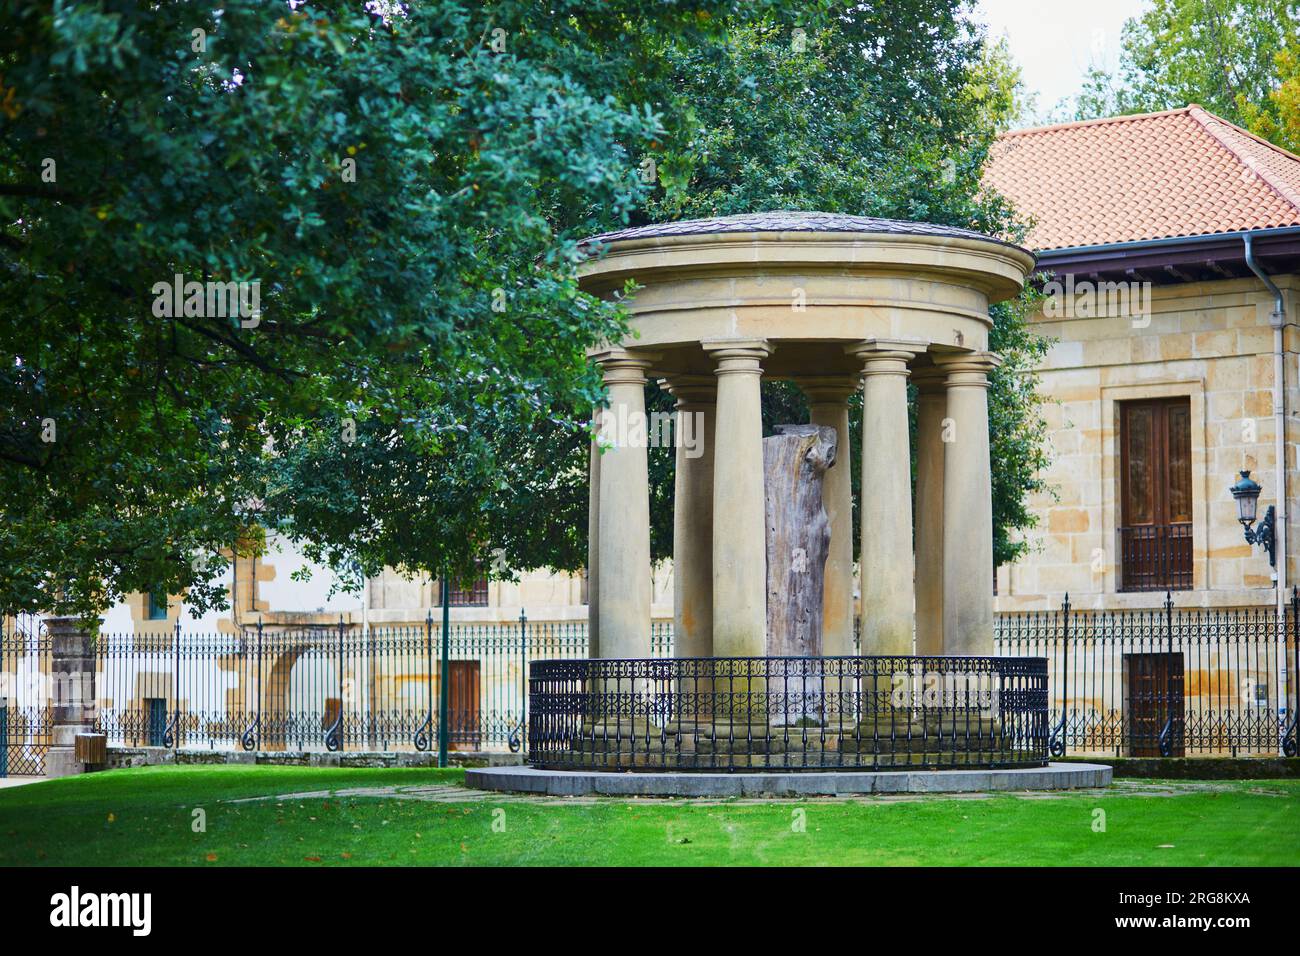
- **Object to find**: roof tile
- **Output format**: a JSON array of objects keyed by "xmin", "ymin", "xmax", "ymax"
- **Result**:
[{"xmin": 985, "ymin": 106, "xmax": 1300, "ymax": 250}]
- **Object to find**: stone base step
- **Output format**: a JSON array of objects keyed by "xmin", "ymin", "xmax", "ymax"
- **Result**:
[{"xmin": 541, "ymin": 750, "xmax": 1038, "ymax": 771}]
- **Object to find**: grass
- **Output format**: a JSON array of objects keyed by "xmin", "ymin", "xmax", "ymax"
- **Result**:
[{"xmin": 0, "ymin": 765, "xmax": 1296, "ymax": 866}]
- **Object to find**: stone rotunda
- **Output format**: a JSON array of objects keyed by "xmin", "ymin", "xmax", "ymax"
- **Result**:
[
  {"xmin": 579, "ymin": 212, "xmax": 1036, "ymax": 667},
  {"xmin": 467, "ymin": 212, "xmax": 1114, "ymax": 790}
]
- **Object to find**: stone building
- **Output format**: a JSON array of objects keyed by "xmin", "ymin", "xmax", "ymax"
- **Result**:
[{"xmin": 985, "ymin": 106, "xmax": 1299, "ymax": 614}]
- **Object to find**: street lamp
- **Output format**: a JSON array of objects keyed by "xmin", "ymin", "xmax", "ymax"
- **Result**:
[{"xmin": 1229, "ymin": 470, "xmax": 1276, "ymax": 568}]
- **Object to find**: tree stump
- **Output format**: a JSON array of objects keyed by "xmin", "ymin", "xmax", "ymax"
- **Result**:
[{"xmin": 764, "ymin": 424, "xmax": 837, "ymax": 660}]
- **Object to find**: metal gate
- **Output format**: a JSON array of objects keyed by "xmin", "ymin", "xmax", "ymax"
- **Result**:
[{"xmin": 0, "ymin": 617, "xmax": 52, "ymax": 776}]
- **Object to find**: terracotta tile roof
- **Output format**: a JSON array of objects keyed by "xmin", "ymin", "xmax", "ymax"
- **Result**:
[{"xmin": 985, "ymin": 106, "xmax": 1300, "ymax": 251}]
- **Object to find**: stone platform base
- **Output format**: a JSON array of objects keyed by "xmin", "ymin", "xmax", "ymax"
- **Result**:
[{"xmin": 465, "ymin": 762, "xmax": 1111, "ymax": 797}]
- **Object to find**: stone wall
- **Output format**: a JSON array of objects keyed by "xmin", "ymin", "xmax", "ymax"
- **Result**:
[{"xmin": 997, "ymin": 274, "xmax": 1300, "ymax": 611}]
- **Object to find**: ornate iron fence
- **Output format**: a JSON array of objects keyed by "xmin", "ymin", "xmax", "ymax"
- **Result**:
[
  {"xmin": 7, "ymin": 589, "xmax": 1296, "ymax": 770},
  {"xmin": 91, "ymin": 616, "xmax": 672, "ymax": 755},
  {"xmin": 0, "ymin": 615, "xmax": 52, "ymax": 775},
  {"xmin": 994, "ymin": 588, "xmax": 1299, "ymax": 758},
  {"xmin": 527, "ymin": 655, "xmax": 1049, "ymax": 771}
]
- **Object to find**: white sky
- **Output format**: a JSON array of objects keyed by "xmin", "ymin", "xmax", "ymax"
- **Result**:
[{"xmin": 974, "ymin": 0, "xmax": 1148, "ymax": 126}]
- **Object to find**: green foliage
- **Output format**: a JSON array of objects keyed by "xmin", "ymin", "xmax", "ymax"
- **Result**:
[
  {"xmin": 1, "ymin": 0, "xmax": 1048, "ymax": 618},
  {"xmin": 640, "ymin": 8, "xmax": 1019, "ymax": 234},
  {"xmin": 1068, "ymin": 0, "xmax": 1300, "ymax": 150},
  {"xmin": 638, "ymin": 4, "xmax": 1050, "ymax": 569},
  {"xmin": 0, "ymin": 0, "xmax": 779, "ymax": 617},
  {"xmin": 987, "ymin": 294, "xmax": 1054, "ymax": 567}
]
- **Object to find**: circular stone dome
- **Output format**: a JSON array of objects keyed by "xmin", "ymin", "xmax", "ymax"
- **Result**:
[
  {"xmin": 576, "ymin": 210, "xmax": 1036, "ymax": 372},
  {"xmin": 586, "ymin": 210, "xmax": 1029, "ymax": 251}
]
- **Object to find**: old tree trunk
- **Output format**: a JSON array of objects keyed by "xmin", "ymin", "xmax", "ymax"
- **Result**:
[{"xmin": 764, "ymin": 424, "xmax": 837, "ymax": 658}]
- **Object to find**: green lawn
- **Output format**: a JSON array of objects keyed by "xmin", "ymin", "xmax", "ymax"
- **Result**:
[{"xmin": 0, "ymin": 765, "xmax": 1295, "ymax": 866}]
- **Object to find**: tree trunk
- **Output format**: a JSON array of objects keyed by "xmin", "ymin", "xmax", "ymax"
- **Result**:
[{"xmin": 764, "ymin": 424, "xmax": 837, "ymax": 659}]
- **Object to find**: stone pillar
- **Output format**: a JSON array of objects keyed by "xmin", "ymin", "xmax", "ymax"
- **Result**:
[
  {"xmin": 798, "ymin": 376, "xmax": 859, "ymax": 658},
  {"xmin": 592, "ymin": 348, "xmax": 660, "ymax": 659},
  {"xmin": 586, "ymin": 422, "xmax": 601, "ymax": 658},
  {"xmin": 912, "ymin": 366, "xmax": 947, "ymax": 657},
  {"xmin": 44, "ymin": 616, "xmax": 95, "ymax": 778},
  {"xmin": 848, "ymin": 341, "xmax": 921, "ymax": 657},
  {"xmin": 934, "ymin": 352, "xmax": 1002, "ymax": 655},
  {"xmin": 663, "ymin": 376, "xmax": 716, "ymax": 659},
  {"xmin": 703, "ymin": 339, "xmax": 771, "ymax": 658}
]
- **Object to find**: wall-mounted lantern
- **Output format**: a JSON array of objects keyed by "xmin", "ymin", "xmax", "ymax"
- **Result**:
[{"xmin": 1229, "ymin": 470, "xmax": 1276, "ymax": 568}]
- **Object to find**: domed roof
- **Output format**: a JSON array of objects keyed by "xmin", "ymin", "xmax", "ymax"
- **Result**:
[{"xmin": 587, "ymin": 211, "xmax": 1026, "ymax": 253}]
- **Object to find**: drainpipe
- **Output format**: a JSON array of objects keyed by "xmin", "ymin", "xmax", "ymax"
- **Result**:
[{"xmin": 1244, "ymin": 233, "xmax": 1290, "ymax": 754}]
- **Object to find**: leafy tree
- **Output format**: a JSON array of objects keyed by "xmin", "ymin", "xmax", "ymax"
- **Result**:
[
  {"xmin": 1240, "ymin": 45, "xmax": 1300, "ymax": 150},
  {"xmin": 1, "ymin": 0, "xmax": 1048, "ymax": 621},
  {"xmin": 0, "ymin": 0, "xmax": 783, "ymax": 618},
  {"xmin": 1067, "ymin": 0, "xmax": 1300, "ymax": 150},
  {"xmin": 969, "ymin": 33, "xmax": 1038, "ymax": 133},
  {"xmin": 640, "ymin": 7, "xmax": 1051, "ymax": 568}
]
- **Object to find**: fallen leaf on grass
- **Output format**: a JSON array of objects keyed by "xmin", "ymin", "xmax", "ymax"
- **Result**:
[{"xmin": 205, "ymin": 853, "xmax": 218, "ymax": 862}]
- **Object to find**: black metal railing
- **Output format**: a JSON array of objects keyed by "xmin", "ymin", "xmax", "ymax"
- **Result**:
[
  {"xmin": 7, "ymin": 589, "xmax": 1296, "ymax": 770},
  {"xmin": 527, "ymin": 656, "xmax": 1048, "ymax": 772},
  {"xmin": 0, "ymin": 615, "xmax": 51, "ymax": 776},
  {"xmin": 89, "ymin": 617, "xmax": 672, "ymax": 755},
  {"xmin": 995, "ymin": 588, "xmax": 1300, "ymax": 757},
  {"xmin": 1119, "ymin": 522, "xmax": 1193, "ymax": 592}
]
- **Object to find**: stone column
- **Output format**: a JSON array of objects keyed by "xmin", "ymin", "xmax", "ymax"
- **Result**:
[
  {"xmin": 586, "ymin": 422, "xmax": 601, "ymax": 658},
  {"xmin": 44, "ymin": 616, "xmax": 95, "ymax": 778},
  {"xmin": 848, "ymin": 341, "xmax": 921, "ymax": 657},
  {"xmin": 702, "ymin": 339, "xmax": 771, "ymax": 658},
  {"xmin": 592, "ymin": 348, "xmax": 660, "ymax": 659},
  {"xmin": 912, "ymin": 366, "xmax": 947, "ymax": 657},
  {"xmin": 797, "ymin": 376, "xmax": 859, "ymax": 658},
  {"xmin": 662, "ymin": 376, "xmax": 716, "ymax": 659},
  {"xmin": 934, "ymin": 352, "xmax": 1002, "ymax": 655}
]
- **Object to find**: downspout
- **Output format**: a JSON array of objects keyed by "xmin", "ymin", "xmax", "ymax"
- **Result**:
[{"xmin": 1244, "ymin": 233, "xmax": 1290, "ymax": 754}]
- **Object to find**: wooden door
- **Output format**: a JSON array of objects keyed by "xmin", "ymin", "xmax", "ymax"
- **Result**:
[
  {"xmin": 447, "ymin": 660, "xmax": 481, "ymax": 751},
  {"xmin": 1125, "ymin": 653, "xmax": 1185, "ymax": 756},
  {"xmin": 1120, "ymin": 398, "xmax": 1192, "ymax": 590}
]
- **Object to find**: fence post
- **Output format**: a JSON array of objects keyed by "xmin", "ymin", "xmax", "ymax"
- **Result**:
[
  {"xmin": 1049, "ymin": 594, "xmax": 1069, "ymax": 757},
  {"xmin": 438, "ymin": 575, "xmax": 451, "ymax": 767},
  {"xmin": 417, "ymin": 611, "xmax": 432, "ymax": 752},
  {"xmin": 514, "ymin": 609, "xmax": 527, "ymax": 754},
  {"xmin": 240, "ymin": 618, "xmax": 262, "ymax": 751},
  {"xmin": 1287, "ymin": 586, "xmax": 1299, "ymax": 757},
  {"xmin": 1158, "ymin": 591, "xmax": 1175, "ymax": 757},
  {"xmin": 164, "ymin": 620, "xmax": 181, "ymax": 749},
  {"xmin": 323, "ymin": 616, "xmax": 345, "ymax": 752}
]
